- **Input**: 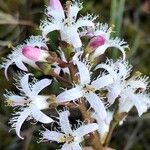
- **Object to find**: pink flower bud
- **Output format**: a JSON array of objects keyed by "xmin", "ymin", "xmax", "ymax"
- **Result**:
[
  {"xmin": 22, "ymin": 46, "xmax": 49, "ymax": 61},
  {"xmin": 49, "ymin": 0, "xmax": 64, "ymax": 14},
  {"xmin": 88, "ymin": 35, "xmax": 106, "ymax": 50}
]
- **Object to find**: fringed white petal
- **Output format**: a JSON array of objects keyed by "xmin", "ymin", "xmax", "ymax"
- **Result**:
[
  {"xmin": 91, "ymin": 74, "xmax": 114, "ymax": 90},
  {"xmin": 15, "ymin": 59, "xmax": 28, "ymax": 72},
  {"xmin": 70, "ymin": 0, "xmax": 82, "ymax": 19},
  {"xmin": 108, "ymin": 38, "xmax": 128, "ymax": 60},
  {"xmin": 128, "ymin": 80, "xmax": 147, "ymax": 91},
  {"xmin": 95, "ymin": 64, "xmax": 117, "ymax": 80},
  {"xmin": 119, "ymin": 94, "xmax": 134, "ymax": 113},
  {"xmin": 73, "ymin": 123, "xmax": 98, "ymax": 139},
  {"xmin": 20, "ymin": 74, "xmax": 31, "ymax": 95},
  {"xmin": 61, "ymin": 27, "xmax": 82, "ymax": 48},
  {"xmin": 61, "ymin": 143, "xmax": 72, "ymax": 150},
  {"xmin": 25, "ymin": 35, "xmax": 48, "ymax": 49},
  {"xmin": 92, "ymin": 45, "xmax": 108, "ymax": 58},
  {"xmin": 85, "ymin": 92, "xmax": 107, "ymax": 120},
  {"xmin": 94, "ymin": 23, "xmax": 111, "ymax": 39},
  {"xmin": 31, "ymin": 105, "xmax": 53, "ymax": 123},
  {"xmin": 41, "ymin": 129, "xmax": 64, "ymax": 142},
  {"xmin": 4, "ymin": 93, "xmax": 26, "ymax": 107},
  {"xmin": 59, "ymin": 111, "xmax": 72, "ymax": 134},
  {"xmin": 76, "ymin": 18, "xmax": 95, "ymax": 29},
  {"xmin": 114, "ymin": 60, "xmax": 132, "ymax": 79},
  {"xmin": 10, "ymin": 108, "xmax": 31, "ymax": 139},
  {"xmin": 57, "ymin": 86, "xmax": 83, "ymax": 102},
  {"xmin": 129, "ymin": 93, "xmax": 147, "ymax": 116},
  {"xmin": 107, "ymin": 84, "xmax": 122, "ymax": 105},
  {"xmin": 75, "ymin": 60, "xmax": 90, "ymax": 85},
  {"xmin": 93, "ymin": 111, "xmax": 113, "ymax": 143},
  {"xmin": 3, "ymin": 60, "xmax": 15, "ymax": 80},
  {"xmin": 40, "ymin": 21, "xmax": 61, "ymax": 38},
  {"xmin": 71, "ymin": 143, "xmax": 82, "ymax": 150},
  {"xmin": 32, "ymin": 79, "xmax": 52, "ymax": 95}
]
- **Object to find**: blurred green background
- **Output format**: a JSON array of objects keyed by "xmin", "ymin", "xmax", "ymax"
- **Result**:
[{"xmin": 0, "ymin": 0, "xmax": 150, "ymax": 150}]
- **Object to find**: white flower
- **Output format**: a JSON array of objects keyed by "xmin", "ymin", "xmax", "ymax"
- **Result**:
[
  {"xmin": 40, "ymin": 110, "xmax": 98, "ymax": 150},
  {"xmin": 95, "ymin": 59, "xmax": 132, "ymax": 105},
  {"xmin": 96, "ymin": 59, "xmax": 150, "ymax": 116},
  {"xmin": 0, "ymin": 36, "xmax": 48, "ymax": 80},
  {"xmin": 57, "ymin": 57, "xmax": 114, "ymax": 120},
  {"xmin": 5, "ymin": 73, "xmax": 53, "ymax": 139},
  {"xmin": 89, "ymin": 23, "xmax": 128, "ymax": 59},
  {"xmin": 118, "ymin": 76, "xmax": 150, "ymax": 116},
  {"xmin": 40, "ymin": 0, "xmax": 95, "ymax": 48},
  {"xmin": 93, "ymin": 111, "xmax": 113, "ymax": 144}
]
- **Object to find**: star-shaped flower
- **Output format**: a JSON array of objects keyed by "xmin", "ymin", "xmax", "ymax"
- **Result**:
[
  {"xmin": 40, "ymin": 0, "xmax": 96, "ymax": 48},
  {"xmin": 57, "ymin": 56, "xmax": 114, "ymax": 121},
  {"xmin": 95, "ymin": 59, "xmax": 150, "ymax": 116},
  {"xmin": 4, "ymin": 73, "xmax": 54, "ymax": 139},
  {"xmin": 40, "ymin": 110, "xmax": 98, "ymax": 150}
]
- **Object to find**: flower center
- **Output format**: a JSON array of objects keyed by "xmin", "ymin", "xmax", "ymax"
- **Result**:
[
  {"xmin": 83, "ymin": 85, "xmax": 96, "ymax": 93},
  {"xmin": 64, "ymin": 1, "xmax": 74, "ymax": 26},
  {"xmin": 59, "ymin": 134, "xmax": 75, "ymax": 144}
]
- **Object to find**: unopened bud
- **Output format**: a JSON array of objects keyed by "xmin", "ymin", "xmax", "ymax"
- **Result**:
[
  {"xmin": 49, "ymin": 0, "xmax": 64, "ymax": 15},
  {"xmin": 87, "ymin": 35, "xmax": 106, "ymax": 51},
  {"xmin": 22, "ymin": 46, "xmax": 49, "ymax": 61}
]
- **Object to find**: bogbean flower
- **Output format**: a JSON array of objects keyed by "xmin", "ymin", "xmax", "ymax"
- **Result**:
[
  {"xmin": 95, "ymin": 59, "xmax": 150, "ymax": 116},
  {"xmin": 0, "ymin": 36, "xmax": 48, "ymax": 80},
  {"xmin": 118, "ymin": 76, "xmax": 150, "ymax": 116},
  {"xmin": 40, "ymin": 0, "xmax": 96, "ymax": 48},
  {"xmin": 95, "ymin": 59, "xmax": 132, "ymax": 105},
  {"xmin": 87, "ymin": 23, "xmax": 128, "ymax": 59},
  {"xmin": 40, "ymin": 110, "xmax": 98, "ymax": 150},
  {"xmin": 57, "ymin": 56, "xmax": 115, "ymax": 121},
  {"xmin": 4, "ymin": 73, "xmax": 54, "ymax": 139},
  {"xmin": 93, "ymin": 111, "xmax": 113, "ymax": 144}
]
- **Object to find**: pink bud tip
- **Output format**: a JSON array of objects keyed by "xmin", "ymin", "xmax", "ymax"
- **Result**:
[
  {"xmin": 88, "ymin": 36, "xmax": 106, "ymax": 50},
  {"xmin": 22, "ymin": 46, "xmax": 45, "ymax": 61},
  {"xmin": 49, "ymin": 0, "xmax": 64, "ymax": 14}
]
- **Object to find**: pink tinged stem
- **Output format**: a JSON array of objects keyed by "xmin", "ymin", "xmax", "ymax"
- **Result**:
[
  {"xmin": 22, "ymin": 46, "xmax": 49, "ymax": 61},
  {"xmin": 49, "ymin": 0, "xmax": 64, "ymax": 14},
  {"xmin": 88, "ymin": 35, "xmax": 106, "ymax": 50}
]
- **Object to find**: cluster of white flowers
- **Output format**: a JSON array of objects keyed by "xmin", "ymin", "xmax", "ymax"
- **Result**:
[{"xmin": 0, "ymin": 0, "xmax": 150, "ymax": 149}]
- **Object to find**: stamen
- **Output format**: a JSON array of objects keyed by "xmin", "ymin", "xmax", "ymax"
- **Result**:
[
  {"xmin": 66, "ymin": 1, "xmax": 72, "ymax": 26},
  {"xmin": 59, "ymin": 134, "xmax": 75, "ymax": 144},
  {"xmin": 84, "ymin": 85, "xmax": 96, "ymax": 93}
]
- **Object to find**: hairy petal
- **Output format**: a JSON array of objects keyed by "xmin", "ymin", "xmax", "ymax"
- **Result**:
[
  {"xmin": 71, "ymin": 143, "xmax": 82, "ymax": 150},
  {"xmin": 129, "ymin": 93, "xmax": 147, "ymax": 116},
  {"xmin": 20, "ymin": 74, "xmax": 31, "ymax": 95},
  {"xmin": 107, "ymin": 84, "xmax": 122, "ymax": 105},
  {"xmin": 73, "ymin": 123, "xmax": 98, "ymax": 139},
  {"xmin": 59, "ymin": 111, "xmax": 72, "ymax": 134},
  {"xmin": 41, "ymin": 129, "xmax": 64, "ymax": 142},
  {"xmin": 75, "ymin": 60, "xmax": 90, "ymax": 85},
  {"xmin": 10, "ymin": 108, "xmax": 31, "ymax": 139},
  {"xmin": 95, "ymin": 64, "xmax": 117, "ymax": 79},
  {"xmin": 91, "ymin": 74, "xmax": 114, "ymax": 90},
  {"xmin": 57, "ymin": 86, "xmax": 83, "ymax": 102},
  {"xmin": 31, "ymin": 105, "xmax": 53, "ymax": 123},
  {"xmin": 40, "ymin": 21, "xmax": 61, "ymax": 38},
  {"xmin": 61, "ymin": 143, "xmax": 72, "ymax": 150},
  {"xmin": 85, "ymin": 92, "xmax": 107, "ymax": 120},
  {"xmin": 32, "ymin": 79, "xmax": 52, "ymax": 95}
]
